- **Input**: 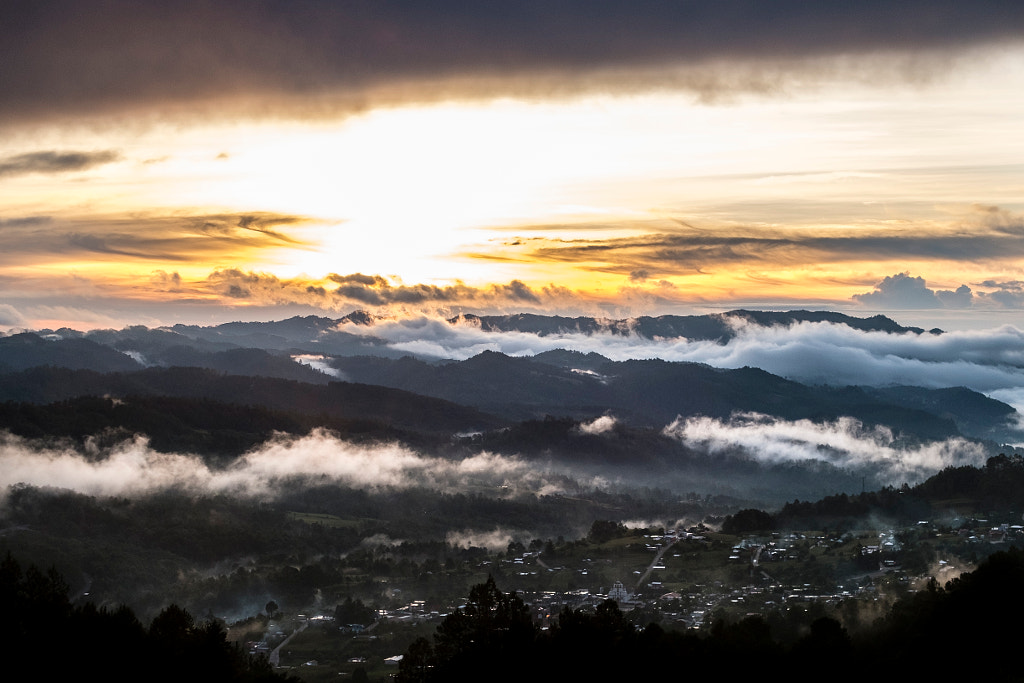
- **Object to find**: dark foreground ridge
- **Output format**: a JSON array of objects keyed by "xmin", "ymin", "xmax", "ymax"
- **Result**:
[{"xmin": 0, "ymin": 553, "xmax": 295, "ymax": 683}]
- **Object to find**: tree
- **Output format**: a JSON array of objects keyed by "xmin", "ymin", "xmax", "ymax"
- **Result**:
[
  {"xmin": 397, "ymin": 637, "xmax": 433, "ymax": 683},
  {"xmin": 0, "ymin": 554, "xmax": 291, "ymax": 682},
  {"xmin": 721, "ymin": 508, "xmax": 775, "ymax": 534},
  {"xmin": 402, "ymin": 576, "xmax": 536, "ymax": 682},
  {"xmin": 265, "ymin": 600, "xmax": 279, "ymax": 618},
  {"xmin": 334, "ymin": 596, "xmax": 374, "ymax": 626},
  {"xmin": 587, "ymin": 519, "xmax": 625, "ymax": 544}
]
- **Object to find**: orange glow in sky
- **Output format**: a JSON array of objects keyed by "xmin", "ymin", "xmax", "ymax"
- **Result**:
[{"xmin": 1, "ymin": 4, "xmax": 1023, "ymax": 330}]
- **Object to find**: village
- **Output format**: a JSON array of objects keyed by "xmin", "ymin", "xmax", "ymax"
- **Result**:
[{"xmin": 261, "ymin": 515, "xmax": 1024, "ymax": 680}]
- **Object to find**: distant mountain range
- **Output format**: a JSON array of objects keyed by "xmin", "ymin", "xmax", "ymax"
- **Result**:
[
  {"xmin": 10, "ymin": 309, "xmax": 937, "ymax": 370},
  {"xmin": 0, "ymin": 309, "xmax": 1018, "ymax": 500},
  {"xmin": 449, "ymin": 309, "xmax": 938, "ymax": 340},
  {"xmin": 324, "ymin": 351, "xmax": 1017, "ymax": 443}
]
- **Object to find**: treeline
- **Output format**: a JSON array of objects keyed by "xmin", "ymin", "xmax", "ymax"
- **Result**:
[
  {"xmin": 0, "ymin": 553, "xmax": 293, "ymax": 683},
  {"xmin": 400, "ymin": 548, "xmax": 1024, "ymax": 682},
  {"xmin": 722, "ymin": 453, "xmax": 1024, "ymax": 532},
  {"xmin": 0, "ymin": 393, "xmax": 431, "ymax": 460}
]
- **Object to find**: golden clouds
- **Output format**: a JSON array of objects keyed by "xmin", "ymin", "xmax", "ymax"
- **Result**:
[{"xmin": 0, "ymin": 212, "xmax": 317, "ymax": 269}]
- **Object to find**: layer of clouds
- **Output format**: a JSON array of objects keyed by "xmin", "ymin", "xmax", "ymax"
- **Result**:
[
  {"xmin": 0, "ymin": 414, "xmax": 984, "ymax": 507},
  {"xmin": 663, "ymin": 413, "xmax": 988, "ymax": 482},
  {"xmin": 2, "ymin": 199, "xmax": 1022, "ymax": 319},
  {"xmin": 0, "ymin": 212, "xmax": 315, "ymax": 268},
  {"xmin": 0, "ymin": 429, "xmax": 576, "ymax": 501},
  {"xmin": 473, "ymin": 210, "xmax": 1024, "ymax": 282},
  {"xmin": 2, "ymin": 2, "xmax": 1021, "ymax": 127},
  {"xmin": 207, "ymin": 269, "xmax": 575, "ymax": 313}
]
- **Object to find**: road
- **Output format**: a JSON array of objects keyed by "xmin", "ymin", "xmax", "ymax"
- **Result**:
[
  {"xmin": 634, "ymin": 539, "xmax": 677, "ymax": 592},
  {"xmin": 268, "ymin": 620, "xmax": 309, "ymax": 668}
]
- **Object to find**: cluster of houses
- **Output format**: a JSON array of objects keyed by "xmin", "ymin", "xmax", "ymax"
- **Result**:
[{"xmin": 291, "ymin": 518, "xmax": 1022, "ymax": 651}]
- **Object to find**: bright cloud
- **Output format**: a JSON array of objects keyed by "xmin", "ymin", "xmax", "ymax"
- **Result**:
[
  {"xmin": 663, "ymin": 413, "xmax": 987, "ymax": 482},
  {"xmin": 0, "ymin": 430, "xmax": 580, "ymax": 501}
]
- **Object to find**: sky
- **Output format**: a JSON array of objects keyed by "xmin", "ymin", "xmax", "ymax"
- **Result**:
[{"xmin": 2, "ymin": 1, "xmax": 1024, "ymax": 332}]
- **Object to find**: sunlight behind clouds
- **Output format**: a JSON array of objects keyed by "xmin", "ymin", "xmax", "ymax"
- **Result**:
[
  {"xmin": 1, "ymin": 40, "xmax": 1023, "ymax": 323},
  {"xmin": 96, "ymin": 59, "xmax": 1024, "ymax": 291}
]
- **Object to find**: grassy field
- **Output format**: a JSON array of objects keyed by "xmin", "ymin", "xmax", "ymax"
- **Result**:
[{"xmin": 277, "ymin": 620, "xmax": 436, "ymax": 682}]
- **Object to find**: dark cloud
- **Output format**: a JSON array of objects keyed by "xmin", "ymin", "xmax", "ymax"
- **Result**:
[
  {"xmin": 230, "ymin": 214, "xmax": 304, "ymax": 244},
  {"xmin": 989, "ymin": 290, "xmax": 1024, "ymax": 307},
  {"xmin": 0, "ymin": 216, "xmax": 52, "ymax": 228},
  {"xmin": 978, "ymin": 280, "xmax": 1024, "ymax": 308},
  {"xmin": 936, "ymin": 284, "xmax": 974, "ymax": 309},
  {"xmin": 852, "ymin": 272, "xmax": 943, "ymax": 309},
  {"xmin": 2, "ymin": 1, "xmax": 1021, "ymax": 126},
  {"xmin": 852, "ymin": 274, "xmax": 1006, "ymax": 310},
  {"xmin": 0, "ymin": 150, "xmax": 119, "ymax": 177},
  {"xmin": 206, "ymin": 270, "xmax": 551, "ymax": 310},
  {"xmin": 849, "ymin": 273, "xmax": 1024, "ymax": 311},
  {"xmin": 492, "ymin": 280, "xmax": 542, "ymax": 304},
  {"xmin": 65, "ymin": 232, "xmax": 174, "ymax": 260},
  {"xmin": 328, "ymin": 273, "xmax": 390, "ymax": 287},
  {"xmin": 331, "ymin": 278, "xmax": 541, "ymax": 307}
]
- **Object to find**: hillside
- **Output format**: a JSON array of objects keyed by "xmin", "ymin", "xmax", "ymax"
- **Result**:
[
  {"xmin": 0, "ymin": 366, "xmax": 504, "ymax": 436},
  {"xmin": 325, "ymin": 351, "xmax": 1016, "ymax": 443}
]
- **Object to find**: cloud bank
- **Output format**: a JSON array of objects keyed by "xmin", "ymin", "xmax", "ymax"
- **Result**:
[
  {"xmin": 853, "ymin": 272, "xmax": 1021, "ymax": 310},
  {"xmin": 197, "ymin": 270, "xmax": 575, "ymax": 314},
  {"xmin": 0, "ymin": 411, "xmax": 988, "ymax": 507},
  {"xmin": 0, "ymin": 430, "xmax": 576, "ymax": 502},
  {"xmin": 663, "ymin": 413, "xmax": 988, "ymax": 482}
]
